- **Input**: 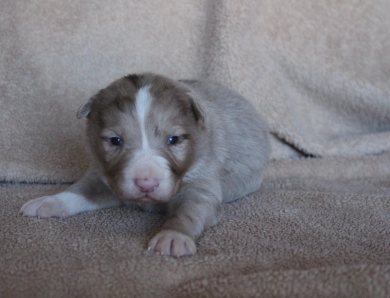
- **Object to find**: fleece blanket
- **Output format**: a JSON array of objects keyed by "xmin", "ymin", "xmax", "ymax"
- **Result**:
[
  {"xmin": 1, "ymin": 0, "xmax": 390, "ymax": 297},
  {"xmin": 1, "ymin": 0, "xmax": 390, "ymax": 183},
  {"xmin": 2, "ymin": 154, "xmax": 390, "ymax": 297}
]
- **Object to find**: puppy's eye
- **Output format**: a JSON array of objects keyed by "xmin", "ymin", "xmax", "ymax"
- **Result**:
[
  {"xmin": 110, "ymin": 137, "xmax": 123, "ymax": 146},
  {"xmin": 168, "ymin": 136, "xmax": 179, "ymax": 145}
]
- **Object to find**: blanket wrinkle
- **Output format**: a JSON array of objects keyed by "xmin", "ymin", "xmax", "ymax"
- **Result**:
[
  {"xmin": 2, "ymin": 0, "xmax": 390, "ymax": 182},
  {"xmin": 171, "ymin": 264, "xmax": 390, "ymax": 298}
]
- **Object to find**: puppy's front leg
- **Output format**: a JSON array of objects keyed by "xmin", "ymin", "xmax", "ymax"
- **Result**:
[
  {"xmin": 20, "ymin": 170, "xmax": 123, "ymax": 218},
  {"xmin": 148, "ymin": 186, "xmax": 222, "ymax": 257}
]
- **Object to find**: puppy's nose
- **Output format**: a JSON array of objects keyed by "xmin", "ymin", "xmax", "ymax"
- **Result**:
[{"xmin": 135, "ymin": 178, "xmax": 159, "ymax": 193}]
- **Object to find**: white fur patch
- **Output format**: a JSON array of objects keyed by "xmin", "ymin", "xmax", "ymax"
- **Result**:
[
  {"xmin": 120, "ymin": 151, "xmax": 174, "ymax": 201},
  {"xmin": 135, "ymin": 86, "xmax": 153, "ymax": 150},
  {"xmin": 20, "ymin": 192, "xmax": 104, "ymax": 217}
]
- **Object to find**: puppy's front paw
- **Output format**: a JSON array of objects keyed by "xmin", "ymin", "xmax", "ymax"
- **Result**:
[
  {"xmin": 20, "ymin": 195, "xmax": 72, "ymax": 218},
  {"xmin": 148, "ymin": 230, "xmax": 197, "ymax": 258}
]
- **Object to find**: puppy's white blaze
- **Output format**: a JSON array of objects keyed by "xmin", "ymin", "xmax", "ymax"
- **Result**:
[
  {"xmin": 135, "ymin": 86, "xmax": 153, "ymax": 150},
  {"xmin": 129, "ymin": 150, "xmax": 171, "ymax": 181},
  {"xmin": 121, "ymin": 151, "xmax": 173, "ymax": 200}
]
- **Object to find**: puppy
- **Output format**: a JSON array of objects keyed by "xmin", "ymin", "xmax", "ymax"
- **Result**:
[{"xmin": 20, "ymin": 73, "xmax": 270, "ymax": 257}]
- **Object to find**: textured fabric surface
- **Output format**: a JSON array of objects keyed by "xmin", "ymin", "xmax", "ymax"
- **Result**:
[
  {"xmin": 2, "ymin": 155, "xmax": 390, "ymax": 297},
  {"xmin": 2, "ymin": 1, "xmax": 390, "ymax": 297},
  {"xmin": 1, "ymin": 0, "xmax": 390, "ymax": 183}
]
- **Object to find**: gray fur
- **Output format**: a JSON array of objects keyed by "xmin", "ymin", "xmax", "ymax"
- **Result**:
[{"xmin": 20, "ymin": 73, "xmax": 270, "ymax": 257}]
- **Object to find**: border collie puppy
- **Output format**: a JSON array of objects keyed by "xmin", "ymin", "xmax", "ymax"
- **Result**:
[{"xmin": 20, "ymin": 73, "xmax": 270, "ymax": 257}]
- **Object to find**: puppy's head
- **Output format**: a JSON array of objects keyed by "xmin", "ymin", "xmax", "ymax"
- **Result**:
[{"xmin": 77, "ymin": 73, "xmax": 205, "ymax": 204}]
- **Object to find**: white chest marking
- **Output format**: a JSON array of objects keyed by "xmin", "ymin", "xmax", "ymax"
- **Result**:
[{"xmin": 135, "ymin": 86, "xmax": 153, "ymax": 150}]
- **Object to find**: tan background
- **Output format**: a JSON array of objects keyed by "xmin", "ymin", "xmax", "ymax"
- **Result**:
[{"xmin": 2, "ymin": 0, "xmax": 390, "ymax": 183}]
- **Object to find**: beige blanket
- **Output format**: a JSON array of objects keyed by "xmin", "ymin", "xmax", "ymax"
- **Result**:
[
  {"xmin": 2, "ymin": 154, "xmax": 390, "ymax": 297},
  {"xmin": 2, "ymin": 0, "xmax": 390, "ymax": 183},
  {"xmin": 1, "ymin": 0, "xmax": 390, "ymax": 297}
]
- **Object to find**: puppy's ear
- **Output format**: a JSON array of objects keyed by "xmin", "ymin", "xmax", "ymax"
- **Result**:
[
  {"xmin": 187, "ymin": 91, "xmax": 205, "ymax": 125},
  {"xmin": 76, "ymin": 95, "xmax": 98, "ymax": 119}
]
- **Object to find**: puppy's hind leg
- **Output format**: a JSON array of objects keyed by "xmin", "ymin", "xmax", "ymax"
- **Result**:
[{"xmin": 19, "ymin": 170, "xmax": 123, "ymax": 218}]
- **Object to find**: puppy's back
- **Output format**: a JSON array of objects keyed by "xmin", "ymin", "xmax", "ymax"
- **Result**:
[{"xmin": 182, "ymin": 80, "xmax": 270, "ymax": 202}]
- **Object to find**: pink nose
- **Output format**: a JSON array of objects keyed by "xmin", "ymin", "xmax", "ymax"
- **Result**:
[{"xmin": 135, "ymin": 178, "xmax": 159, "ymax": 193}]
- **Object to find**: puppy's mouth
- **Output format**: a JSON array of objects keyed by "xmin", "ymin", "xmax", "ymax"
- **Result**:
[
  {"xmin": 129, "ymin": 195, "xmax": 159, "ymax": 204},
  {"xmin": 117, "ymin": 191, "xmax": 171, "ymax": 204}
]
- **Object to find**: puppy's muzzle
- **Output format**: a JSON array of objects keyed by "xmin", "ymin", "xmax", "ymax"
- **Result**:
[{"xmin": 135, "ymin": 178, "xmax": 159, "ymax": 193}]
